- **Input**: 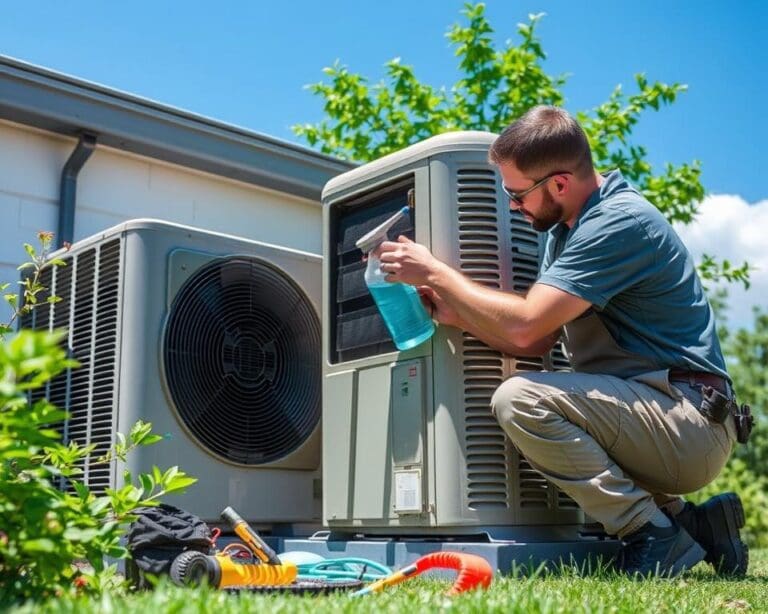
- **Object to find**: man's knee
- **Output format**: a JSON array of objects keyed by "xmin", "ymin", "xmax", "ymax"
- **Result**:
[{"xmin": 491, "ymin": 373, "xmax": 552, "ymax": 433}]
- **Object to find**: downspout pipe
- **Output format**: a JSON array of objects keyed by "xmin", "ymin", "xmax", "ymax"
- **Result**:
[{"xmin": 57, "ymin": 132, "xmax": 97, "ymax": 248}]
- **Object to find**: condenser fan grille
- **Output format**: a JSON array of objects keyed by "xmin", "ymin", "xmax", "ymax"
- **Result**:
[{"xmin": 163, "ymin": 256, "xmax": 321, "ymax": 465}]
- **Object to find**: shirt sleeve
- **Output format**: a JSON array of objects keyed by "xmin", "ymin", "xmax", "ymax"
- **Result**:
[{"xmin": 536, "ymin": 206, "xmax": 656, "ymax": 309}]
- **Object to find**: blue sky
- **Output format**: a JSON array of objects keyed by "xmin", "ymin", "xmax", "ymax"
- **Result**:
[
  {"xmin": 1, "ymin": 0, "xmax": 765, "ymax": 203},
  {"xmin": 1, "ymin": 1, "xmax": 766, "ymax": 325}
]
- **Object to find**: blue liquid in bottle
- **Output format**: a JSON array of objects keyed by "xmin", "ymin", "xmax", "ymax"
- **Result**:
[
  {"xmin": 368, "ymin": 280, "xmax": 435, "ymax": 351},
  {"xmin": 357, "ymin": 205, "xmax": 434, "ymax": 351}
]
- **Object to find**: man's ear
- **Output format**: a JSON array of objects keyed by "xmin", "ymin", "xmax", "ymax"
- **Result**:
[{"xmin": 553, "ymin": 174, "xmax": 569, "ymax": 195}]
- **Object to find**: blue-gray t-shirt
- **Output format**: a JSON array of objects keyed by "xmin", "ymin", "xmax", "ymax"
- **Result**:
[{"xmin": 537, "ymin": 170, "xmax": 729, "ymax": 380}]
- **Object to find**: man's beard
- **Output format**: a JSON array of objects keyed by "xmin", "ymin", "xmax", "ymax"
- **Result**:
[{"xmin": 527, "ymin": 189, "xmax": 564, "ymax": 232}]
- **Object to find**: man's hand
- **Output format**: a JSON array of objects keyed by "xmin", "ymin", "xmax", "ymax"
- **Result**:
[
  {"xmin": 417, "ymin": 285, "xmax": 462, "ymax": 328},
  {"xmin": 379, "ymin": 236, "xmax": 444, "ymax": 286}
]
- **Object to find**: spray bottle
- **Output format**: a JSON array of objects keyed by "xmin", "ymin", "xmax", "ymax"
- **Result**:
[{"xmin": 355, "ymin": 206, "xmax": 435, "ymax": 351}]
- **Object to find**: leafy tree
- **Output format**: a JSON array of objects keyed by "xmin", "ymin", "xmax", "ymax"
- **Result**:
[
  {"xmin": 293, "ymin": 2, "xmax": 748, "ymax": 288},
  {"xmin": 691, "ymin": 306, "xmax": 768, "ymax": 547},
  {"xmin": 721, "ymin": 307, "xmax": 768, "ymax": 475}
]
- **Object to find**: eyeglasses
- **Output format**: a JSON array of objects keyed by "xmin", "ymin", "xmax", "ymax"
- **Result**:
[{"xmin": 502, "ymin": 170, "xmax": 571, "ymax": 205}]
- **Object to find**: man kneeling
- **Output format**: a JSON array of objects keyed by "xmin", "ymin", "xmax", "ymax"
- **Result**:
[{"xmin": 378, "ymin": 106, "xmax": 750, "ymax": 577}]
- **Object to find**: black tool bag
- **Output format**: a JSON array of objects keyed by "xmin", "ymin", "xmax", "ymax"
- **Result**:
[{"xmin": 126, "ymin": 504, "xmax": 213, "ymax": 587}]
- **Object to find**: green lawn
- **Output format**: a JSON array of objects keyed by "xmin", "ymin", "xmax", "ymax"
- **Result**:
[{"xmin": 15, "ymin": 550, "xmax": 768, "ymax": 614}]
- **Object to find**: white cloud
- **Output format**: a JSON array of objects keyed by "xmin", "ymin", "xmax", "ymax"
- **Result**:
[{"xmin": 674, "ymin": 194, "xmax": 768, "ymax": 329}]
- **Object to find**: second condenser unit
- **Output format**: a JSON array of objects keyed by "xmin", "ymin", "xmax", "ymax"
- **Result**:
[
  {"xmin": 22, "ymin": 220, "xmax": 322, "ymax": 526},
  {"xmin": 322, "ymin": 131, "xmax": 580, "ymax": 538}
]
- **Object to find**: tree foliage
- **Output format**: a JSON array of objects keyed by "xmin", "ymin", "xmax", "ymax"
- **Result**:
[
  {"xmin": 293, "ymin": 2, "xmax": 748, "ymax": 288},
  {"xmin": 721, "ymin": 308, "xmax": 768, "ymax": 474},
  {"xmin": 687, "ymin": 306, "xmax": 768, "ymax": 547}
]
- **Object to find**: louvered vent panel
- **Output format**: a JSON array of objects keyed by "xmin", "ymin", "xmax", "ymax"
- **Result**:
[
  {"xmin": 508, "ymin": 200, "xmax": 567, "ymax": 510},
  {"xmin": 550, "ymin": 341, "xmax": 572, "ymax": 372},
  {"xmin": 558, "ymin": 489, "xmax": 580, "ymax": 509},
  {"xmin": 509, "ymin": 211, "xmax": 541, "ymax": 293},
  {"xmin": 518, "ymin": 457, "xmax": 550, "ymax": 508},
  {"xmin": 24, "ymin": 241, "xmax": 121, "ymax": 494},
  {"xmin": 463, "ymin": 335, "xmax": 506, "ymax": 509},
  {"xmin": 86, "ymin": 240, "xmax": 121, "ymax": 490},
  {"xmin": 457, "ymin": 168, "xmax": 508, "ymax": 510}
]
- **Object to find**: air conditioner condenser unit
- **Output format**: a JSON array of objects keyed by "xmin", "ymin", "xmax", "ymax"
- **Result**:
[
  {"xmin": 23, "ymin": 219, "xmax": 322, "ymax": 526},
  {"xmin": 322, "ymin": 132, "xmax": 582, "ymax": 539}
]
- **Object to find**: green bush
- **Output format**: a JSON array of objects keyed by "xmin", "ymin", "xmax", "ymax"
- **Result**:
[
  {"xmin": 0, "ymin": 234, "xmax": 197, "ymax": 604},
  {"xmin": 0, "ymin": 329, "xmax": 198, "ymax": 603},
  {"xmin": 689, "ymin": 458, "xmax": 768, "ymax": 548}
]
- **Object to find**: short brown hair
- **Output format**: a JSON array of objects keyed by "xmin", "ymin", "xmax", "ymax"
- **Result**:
[{"xmin": 489, "ymin": 106, "xmax": 593, "ymax": 177}]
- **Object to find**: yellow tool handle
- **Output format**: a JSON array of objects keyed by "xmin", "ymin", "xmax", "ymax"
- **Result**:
[
  {"xmin": 221, "ymin": 506, "xmax": 281, "ymax": 565},
  {"xmin": 215, "ymin": 555, "xmax": 297, "ymax": 588},
  {"xmin": 232, "ymin": 522, "xmax": 272, "ymax": 563}
]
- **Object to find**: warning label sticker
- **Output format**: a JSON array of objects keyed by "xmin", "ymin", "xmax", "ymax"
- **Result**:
[{"xmin": 394, "ymin": 470, "xmax": 421, "ymax": 513}]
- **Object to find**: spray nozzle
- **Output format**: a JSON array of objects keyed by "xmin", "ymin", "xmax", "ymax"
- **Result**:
[{"xmin": 355, "ymin": 205, "xmax": 410, "ymax": 254}]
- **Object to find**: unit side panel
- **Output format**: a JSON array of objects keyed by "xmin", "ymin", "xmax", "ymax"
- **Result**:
[
  {"xmin": 323, "ymin": 369, "xmax": 356, "ymax": 523},
  {"xmin": 429, "ymin": 152, "xmax": 517, "ymax": 526},
  {"xmin": 351, "ymin": 364, "xmax": 393, "ymax": 520},
  {"xmin": 323, "ymin": 164, "xmax": 434, "ymax": 530},
  {"xmin": 19, "ymin": 237, "xmax": 123, "ymax": 495},
  {"xmin": 496, "ymin": 172, "xmax": 583, "ymax": 524},
  {"xmin": 430, "ymin": 151, "xmax": 583, "ymax": 527}
]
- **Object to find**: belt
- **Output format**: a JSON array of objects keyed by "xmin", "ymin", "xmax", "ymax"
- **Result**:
[{"xmin": 669, "ymin": 368, "xmax": 730, "ymax": 396}]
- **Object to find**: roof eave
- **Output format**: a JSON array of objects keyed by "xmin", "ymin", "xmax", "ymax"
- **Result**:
[{"xmin": 0, "ymin": 55, "xmax": 355, "ymax": 201}]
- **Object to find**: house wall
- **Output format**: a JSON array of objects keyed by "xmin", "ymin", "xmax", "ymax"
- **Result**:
[{"xmin": 0, "ymin": 118, "xmax": 321, "ymax": 290}]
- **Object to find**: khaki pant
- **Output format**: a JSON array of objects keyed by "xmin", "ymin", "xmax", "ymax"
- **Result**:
[{"xmin": 491, "ymin": 369, "xmax": 736, "ymax": 537}]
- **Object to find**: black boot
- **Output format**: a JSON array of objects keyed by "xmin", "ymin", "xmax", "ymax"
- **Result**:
[
  {"xmin": 675, "ymin": 492, "xmax": 748, "ymax": 577},
  {"xmin": 616, "ymin": 519, "xmax": 705, "ymax": 578}
]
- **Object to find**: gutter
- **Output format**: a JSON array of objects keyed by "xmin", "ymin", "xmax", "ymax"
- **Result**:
[{"xmin": 58, "ymin": 133, "xmax": 96, "ymax": 248}]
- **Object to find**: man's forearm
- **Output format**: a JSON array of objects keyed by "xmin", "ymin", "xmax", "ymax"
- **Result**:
[
  {"xmin": 428, "ymin": 262, "xmax": 538, "ymax": 347},
  {"xmin": 452, "ymin": 313, "xmax": 560, "ymax": 357}
]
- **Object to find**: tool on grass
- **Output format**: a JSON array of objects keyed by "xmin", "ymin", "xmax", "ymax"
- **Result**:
[
  {"xmin": 170, "ymin": 549, "xmax": 297, "ymax": 588},
  {"xmin": 170, "ymin": 506, "xmax": 386, "ymax": 593},
  {"xmin": 351, "ymin": 551, "xmax": 493, "ymax": 597},
  {"xmin": 170, "ymin": 506, "xmax": 297, "ymax": 588},
  {"xmin": 220, "ymin": 505, "xmax": 282, "ymax": 564}
]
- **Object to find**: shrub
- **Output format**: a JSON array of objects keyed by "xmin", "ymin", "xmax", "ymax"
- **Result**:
[
  {"xmin": 0, "ymin": 329, "xmax": 198, "ymax": 603},
  {"xmin": 0, "ymin": 234, "xmax": 196, "ymax": 604}
]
